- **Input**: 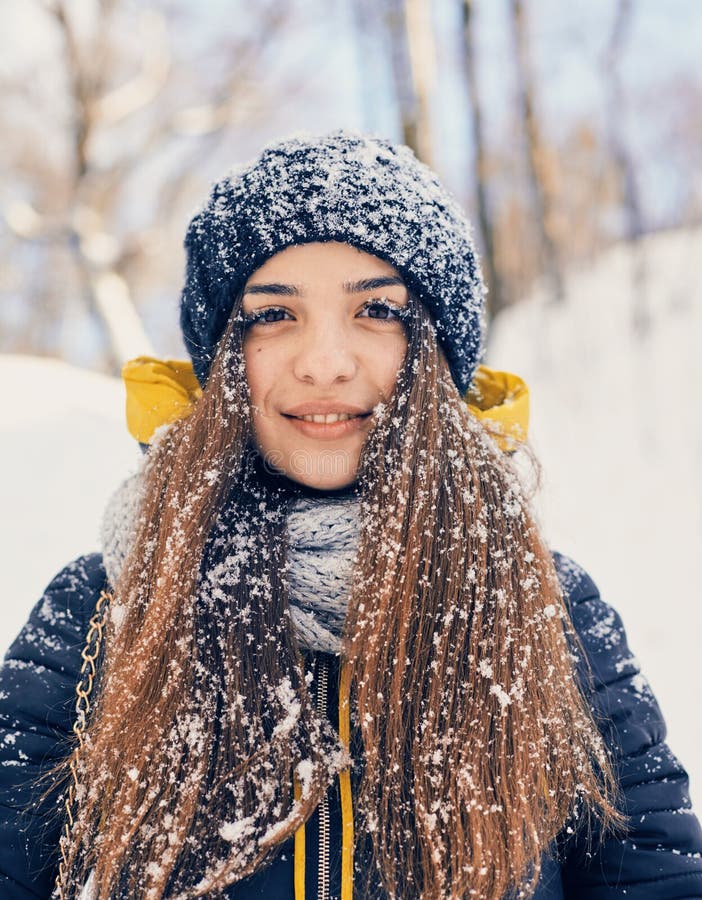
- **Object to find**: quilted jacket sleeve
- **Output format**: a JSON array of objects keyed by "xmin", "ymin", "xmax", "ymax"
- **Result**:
[
  {"xmin": 554, "ymin": 553, "xmax": 702, "ymax": 899},
  {"xmin": 0, "ymin": 553, "xmax": 108, "ymax": 900}
]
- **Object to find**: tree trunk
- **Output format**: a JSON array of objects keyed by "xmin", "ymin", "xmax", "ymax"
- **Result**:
[
  {"xmin": 603, "ymin": 0, "xmax": 648, "ymax": 334},
  {"xmin": 382, "ymin": 0, "xmax": 434, "ymax": 164},
  {"xmin": 460, "ymin": 0, "xmax": 507, "ymax": 322},
  {"xmin": 403, "ymin": 0, "xmax": 435, "ymax": 166},
  {"xmin": 348, "ymin": 0, "xmax": 379, "ymax": 132},
  {"xmin": 509, "ymin": 0, "xmax": 565, "ymax": 303},
  {"xmin": 52, "ymin": 0, "xmax": 153, "ymax": 370}
]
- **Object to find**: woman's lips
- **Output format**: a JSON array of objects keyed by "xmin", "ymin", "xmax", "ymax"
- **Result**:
[{"xmin": 282, "ymin": 412, "xmax": 371, "ymax": 440}]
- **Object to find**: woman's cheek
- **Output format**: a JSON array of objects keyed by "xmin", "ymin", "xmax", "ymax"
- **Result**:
[
  {"xmin": 243, "ymin": 342, "xmax": 278, "ymax": 409},
  {"xmin": 381, "ymin": 334, "xmax": 409, "ymax": 393}
]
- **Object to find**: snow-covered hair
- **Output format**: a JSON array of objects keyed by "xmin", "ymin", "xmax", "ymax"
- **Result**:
[{"xmin": 56, "ymin": 290, "xmax": 623, "ymax": 899}]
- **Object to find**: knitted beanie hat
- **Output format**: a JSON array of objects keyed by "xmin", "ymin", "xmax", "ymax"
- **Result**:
[{"xmin": 180, "ymin": 129, "xmax": 486, "ymax": 395}]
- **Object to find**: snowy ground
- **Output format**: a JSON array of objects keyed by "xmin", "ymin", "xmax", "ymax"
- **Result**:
[{"xmin": 1, "ymin": 226, "xmax": 700, "ymax": 815}]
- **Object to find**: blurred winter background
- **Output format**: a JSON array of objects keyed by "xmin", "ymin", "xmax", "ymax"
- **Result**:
[{"xmin": 1, "ymin": 0, "xmax": 700, "ymax": 811}]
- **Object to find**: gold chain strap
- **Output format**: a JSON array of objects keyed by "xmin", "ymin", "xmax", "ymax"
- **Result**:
[{"xmin": 55, "ymin": 588, "xmax": 112, "ymax": 899}]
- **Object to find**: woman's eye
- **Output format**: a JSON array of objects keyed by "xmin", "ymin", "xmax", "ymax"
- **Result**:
[
  {"xmin": 241, "ymin": 298, "xmax": 410, "ymax": 329},
  {"xmin": 359, "ymin": 298, "xmax": 409, "ymax": 322},
  {"xmin": 242, "ymin": 307, "xmax": 292, "ymax": 328}
]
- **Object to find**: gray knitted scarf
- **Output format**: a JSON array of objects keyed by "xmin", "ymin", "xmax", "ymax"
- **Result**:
[
  {"xmin": 100, "ymin": 472, "xmax": 361, "ymax": 655},
  {"xmin": 284, "ymin": 494, "xmax": 360, "ymax": 653}
]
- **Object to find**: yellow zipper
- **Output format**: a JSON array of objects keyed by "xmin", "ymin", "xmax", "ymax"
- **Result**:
[
  {"xmin": 317, "ymin": 658, "xmax": 330, "ymax": 900},
  {"xmin": 339, "ymin": 660, "xmax": 354, "ymax": 900},
  {"xmin": 294, "ymin": 658, "xmax": 354, "ymax": 900}
]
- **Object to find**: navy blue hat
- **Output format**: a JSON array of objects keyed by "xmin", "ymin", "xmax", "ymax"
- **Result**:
[{"xmin": 180, "ymin": 129, "xmax": 486, "ymax": 395}]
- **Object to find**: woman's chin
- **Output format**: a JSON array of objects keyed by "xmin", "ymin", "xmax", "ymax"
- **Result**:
[
  {"xmin": 284, "ymin": 469, "xmax": 359, "ymax": 492},
  {"xmin": 255, "ymin": 439, "xmax": 362, "ymax": 491}
]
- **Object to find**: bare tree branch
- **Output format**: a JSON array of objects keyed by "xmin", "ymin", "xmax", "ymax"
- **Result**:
[
  {"xmin": 2, "ymin": 0, "xmax": 315, "ymax": 368},
  {"xmin": 94, "ymin": 12, "xmax": 171, "ymax": 126}
]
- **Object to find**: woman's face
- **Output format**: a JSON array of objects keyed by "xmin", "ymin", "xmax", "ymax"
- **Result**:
[{"xmin": 242, "ymin": 241, "xmax": 409, "ymax": 490}]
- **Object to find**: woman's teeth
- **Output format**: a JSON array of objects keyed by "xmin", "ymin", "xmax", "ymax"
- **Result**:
[{"xmin": 297, "ymin": 413, "xmax": 361, "ymax": 423}]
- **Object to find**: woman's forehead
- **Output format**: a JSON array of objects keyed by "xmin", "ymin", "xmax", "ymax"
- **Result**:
[{"xmin": 244, "ymin": 241, "xmax": 404, "ymax": 286}]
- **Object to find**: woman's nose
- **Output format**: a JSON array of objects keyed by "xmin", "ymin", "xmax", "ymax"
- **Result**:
[{"xmin": 291, "ymin": 321, "xmax": 358, "ymax": 385}]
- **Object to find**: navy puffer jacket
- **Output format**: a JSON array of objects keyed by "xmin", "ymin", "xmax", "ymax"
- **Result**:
[{"xmin": 1, "ymin": 552, "xmax": 701, "ymax": 898}]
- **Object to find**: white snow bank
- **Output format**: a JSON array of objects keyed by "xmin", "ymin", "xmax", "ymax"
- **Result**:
[
  {"xmin": 488, "ymin": 226, "xmax": 702, "ymax": 812},
  {"xmin": 0, "ymin": 355, "xmax": 140, "ymax": 646}
]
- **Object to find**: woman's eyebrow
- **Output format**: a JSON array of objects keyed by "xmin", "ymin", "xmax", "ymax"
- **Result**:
[
  {"xmin": 243, "ymin": 283, "xmax": 299, "ymax": 296},
  {"xmin": 242, "ymin": 275, "xmax": 405, "ymax": 297},
  {"xmin": 343, "ymin": 276, "xmax": 405, "ymax": 293}
]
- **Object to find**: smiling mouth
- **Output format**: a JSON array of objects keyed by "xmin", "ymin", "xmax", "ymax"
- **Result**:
[{"xmin": 283, "ymin": 412, "xmax": 371, "ymax": 424}]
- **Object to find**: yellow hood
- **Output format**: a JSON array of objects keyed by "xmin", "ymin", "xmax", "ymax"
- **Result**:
[{"xmin": 122, "ymin": 357, "xmax": 529, "ymax": 452}]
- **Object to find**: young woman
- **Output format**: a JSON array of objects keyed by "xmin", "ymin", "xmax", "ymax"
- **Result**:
[{"xmin": 1, "ymin": 131, "xmax": 701, "ymax": 899}]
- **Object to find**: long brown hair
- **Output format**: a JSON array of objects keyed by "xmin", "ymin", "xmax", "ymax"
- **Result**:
[{"xmin": 58, "ymin": 286, "xmax": 623, "ymax": 898}]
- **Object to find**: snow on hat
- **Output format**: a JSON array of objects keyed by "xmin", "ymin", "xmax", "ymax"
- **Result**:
[{"xmin": 179, "ymin": 129, "xmax": 486, "ymax": 395}]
